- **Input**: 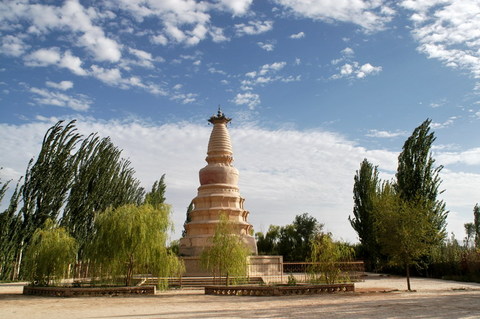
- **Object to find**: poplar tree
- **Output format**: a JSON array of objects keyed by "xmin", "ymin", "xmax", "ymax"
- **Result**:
[
  {"xmin": 144, "ymin": 174, "xmax": 166, "ymax": 207},
  {"xmin": 474, "ymin": 204, "xmax": 480, "ymax": 248},
  {"xmin": 61, "ymin": 135, "xmax": 144, "ymax": 254},
  {"xmin": 395, "ymin": 119, "xmax": 447, "ymax": 240},
  {"xmin": 349, "ymin": 159, "xmax": 380, "ymax": 270}
]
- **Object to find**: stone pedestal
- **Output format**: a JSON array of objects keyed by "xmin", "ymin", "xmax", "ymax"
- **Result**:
[{"xmin": 179, "ymin": 110, "xmax": 257, "ymax": 256}]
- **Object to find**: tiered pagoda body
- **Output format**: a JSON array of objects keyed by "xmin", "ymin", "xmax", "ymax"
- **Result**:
[{"xmin": 179, "ymin": 110, "xmax": 257, "ymax": 256}]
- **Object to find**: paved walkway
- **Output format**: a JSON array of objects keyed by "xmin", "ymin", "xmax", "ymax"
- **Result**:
[{"xmin": 1, "ymin": 275, "xmax": 480, "ymax": 319}]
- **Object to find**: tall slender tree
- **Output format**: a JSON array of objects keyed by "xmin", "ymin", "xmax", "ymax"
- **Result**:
[
  {"xmin": 61, "ymin": 135, "xmax": 144, "ymax": 254},
  {"xmin": 474, "ymin": 204, "xmax": 480, "ymax": 248},
  {"xmin": 395, "ymin": 119, "xmax": 448, "ymax": 240},
  {"xmin": 21, "ymin": 121, "xmax": 82, "ymax": 246},
  {"xmin": 349, "ymin": 159, "xmax": 380, "ymax": 270}
]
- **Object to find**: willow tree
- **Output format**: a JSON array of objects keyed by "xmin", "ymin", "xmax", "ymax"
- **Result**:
[
  {"xmin": 200, "ymin": 214, "xmax": 250, "ymax": 285},
  {"xmin": 395, "ymin": 119, "xmax": 447, "ymax": 240},
  {"xmin": 349, "ymin": 159, "xmax": 381, "ymax": 270},
  {"xmin": 87, "ymin": 204, "xmax": 182, "ymax": 287},
  {"xmin": 23, "ymin": 219, "xmax": 77, "ymax": 286},
  {"xmin": 308, "ymin": 233, "xmax": 354, "ymax": 284}
]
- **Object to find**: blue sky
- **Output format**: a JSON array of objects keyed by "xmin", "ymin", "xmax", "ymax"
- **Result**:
[{"xmin": 1, "ymin": 0, "xmax": 480, "ymax": 243}]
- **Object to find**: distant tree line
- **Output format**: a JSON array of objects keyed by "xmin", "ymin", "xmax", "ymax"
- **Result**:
[{"xmin": 0, "ymin": 120, "xmax": 174, "ymax": 283}]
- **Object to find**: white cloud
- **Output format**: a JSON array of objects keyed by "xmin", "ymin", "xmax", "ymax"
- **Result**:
[
  {"xmin": 431, "ymin": 116, "xmax": 457, "ymax": 129},
  {"xmin": 1, "ymin": 119, "xmax": 475, "ymax": 242},
  {"xmin": 171, "ymin": 92, "xmax": 197, "ymax": 104},
  {"xmin": 275, "ymin": 0, "xmax": 395, "ymax": 32},
  {"xmin": 0, "ymin": 35, "xmax": 29, "ymax": 57},
  {"xmin": 29, "ymin": 87, "xmax": 91, "ymax": 111},
  {"xmin": 357, "ymin": 63, "xmax": 382, "ymax": 78},
  {"xmin": 289, "ymin": 31, "xmax": 305, "ymax": 39},
  {"xmin": 150, "ymin": 34, "xmax": 169, "ymax": 45},
  {"xmin": 402, "ymin": 0, "xmax": 480, "ymax": 81},
  {"xmin": 59, "ymin": 51, "xmax": 87, "ymax": 76},
  {"xmin": 332, "ymin": 61, "xmax": 382, "ymax": 79},
  {"xmin": 24, "ymin": 48, "xmax": 61, "ymax": 66},
  {"xmin": 437, "ymin": 148, "xmax": 480, "ymax": 166},
  {"xmin": 209, "ymin": 26, "xmax": 229, "ymax": 42},
  {"xmin": 1, "ymin": 0, "xmax": 122, "ymax": 62},
  {"xmin": 90, "ymin": 65, "xmax": 122, "ymax": 86},
  {"xmin": 341, "ymin": 47, "xmax": 355, "ymax": 56},
  {"xmin": 46, "ymin": 80, "xmax": 74, "ymax": 91},
  {"xmin": 216, "ymin": 0, "xmax": 253, "ymax": 16},
  {"xmin": 258, "ymin": 42, "xmax": 275, "ymax": 51},
  {"xmin": 366, "ymin": 129, "xmax": 408, "ymax": 138},
  {"xmin": 235, "ymin": 20, "xmax": 274, "ymax": 36},
  {"xmin": 233, "ymin": 92, "xmax": 260, "ymax": 109}
]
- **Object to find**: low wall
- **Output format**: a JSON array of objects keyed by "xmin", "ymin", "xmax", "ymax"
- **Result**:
[
  {"xmin": 23, "ymin": 285, "xmax": 156, "ymax": 297},
  {"xmin": 181, "ymin": 255, "xmax": 283, "ymax": 277},
  {"xmin": 204, "ymin": 283, "xmax": 355, "ymax": 296}
]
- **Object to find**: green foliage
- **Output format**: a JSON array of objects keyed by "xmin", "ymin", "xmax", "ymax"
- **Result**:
[
  {"xmin": 61, "ymin": 134, "xmax": 144, "ymax": 256},
  {"xmin": 200, "ymin": 214, "xmax": 250, "ymax": 285},
  {"xmin": 254, "ymin": 213, "xmax": 322, "ymax": 261},
  {"xmin": 23, "ymin": 219, "xmax": 77, "ymax": 286},
  {"xmin": 181, "ymin": 201, "xmax": 193, "ymax": 238},
  {"xmin": 349, "ymin": 159, "xmax": 381, "ymax": 270},
  {"xmin": 474, "ymin": 204, "xmax": 480, "ymax": 248},
  {"xmin": 144, "ymin": 174, "xmax": 166, "ymax": 207},
  {"xmin": 255, "ymin": 225, "xmax": 280, "ymax": 255},
  {"xmin": 87, "ymin": 204, "xmax": 181, "ymax": 287},
  {"xmin": 287, "ymin": 273, "xmax": 297, "ymax": 286},
  {"xmin": 21, "ymin": 121, "xmax": 82, "ymax": 246},
  {"xmin": 373, "ymin": 182, "xmax": 440, "ymax": 290},
  {"xmin": 0, "ymin": 120, "xmax": 147, "ymax": 280},
  {"xmin": 0, "ymin": 178, "xmax": 23, "ymax": 280},
  {"xmin": 395, "ymin": 119, "xmax": 448, "ymax": 241},
  {"xmin": 308, "ymin": 233, "xmax": 354, "ymax": 284}
]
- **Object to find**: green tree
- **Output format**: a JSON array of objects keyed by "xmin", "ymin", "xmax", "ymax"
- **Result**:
[
  {"xmin": 21, "ymin": 121, "xmax": 82, "ymax": 247},
  {"xmin": 144, "ymin": 174, "xmax": 166, "ymax": 207},
  {"xmin": 308, "ymin": 233, "xmax": 354, "ymax": 284},
  {"xmin": 61, "ymin": 135, "xmax": 144, "ymax": 256},
  {"xmin": 200, "ymin": 214, "xmax": 250, "ymax": 285},
  {"xmin": 255, "ymin": 225, "xmax": 281, "ymax": 255},
  {"xmin": 277, "ymin": 213, "xmax": 323, "ymax": 261},
  {"xmin": 474, "ymin": 204, "xmax": 480, "ymax": 249},
  {"xmin": 23, "ymin": 219, "xmax": 77, "ymax": 286},
  {"xmin": 349, "ymin": 159, "xmax": 381, "ymax": 270},
  {"xmin": 87, "ymin": 203, "xmax": 180, "ymax": 287},
  {"xmin": 181, "ymin": 201, "xmax": 193, "ymax": 238},
  {"xmin": 395, "ymin": 119, "xmax": 448, "ymax": 240},
  {"xmin": 374, "ymin": 182, "xmax": 440, "ymax": 291},
  {"xmin": 0, "ymin": 178, "xmax": 23, "ymax": 280},
  {"xmin": 464, "ymin": 223, "xmax": 475, "ymax": 248}
]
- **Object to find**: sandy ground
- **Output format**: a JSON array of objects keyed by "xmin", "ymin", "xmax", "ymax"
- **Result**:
[{"xmin": 1, "ymin": 275, "xmax": 480, "ymax": 319}]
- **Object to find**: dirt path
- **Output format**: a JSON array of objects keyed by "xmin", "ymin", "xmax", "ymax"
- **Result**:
[{"xmin": 1, "ymin": 276, "xmax": 480, "ymax": 319}]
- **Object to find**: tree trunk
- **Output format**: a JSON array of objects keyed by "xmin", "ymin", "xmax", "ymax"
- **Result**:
[{"xmin": 406, "ymin": 263, "xmax": 411, "ymax": 291}]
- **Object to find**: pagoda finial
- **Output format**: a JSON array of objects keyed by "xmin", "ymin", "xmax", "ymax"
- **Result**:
[{"xmin": 208, "ymin": 105, "xmax": 231, "ymax": 124}]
